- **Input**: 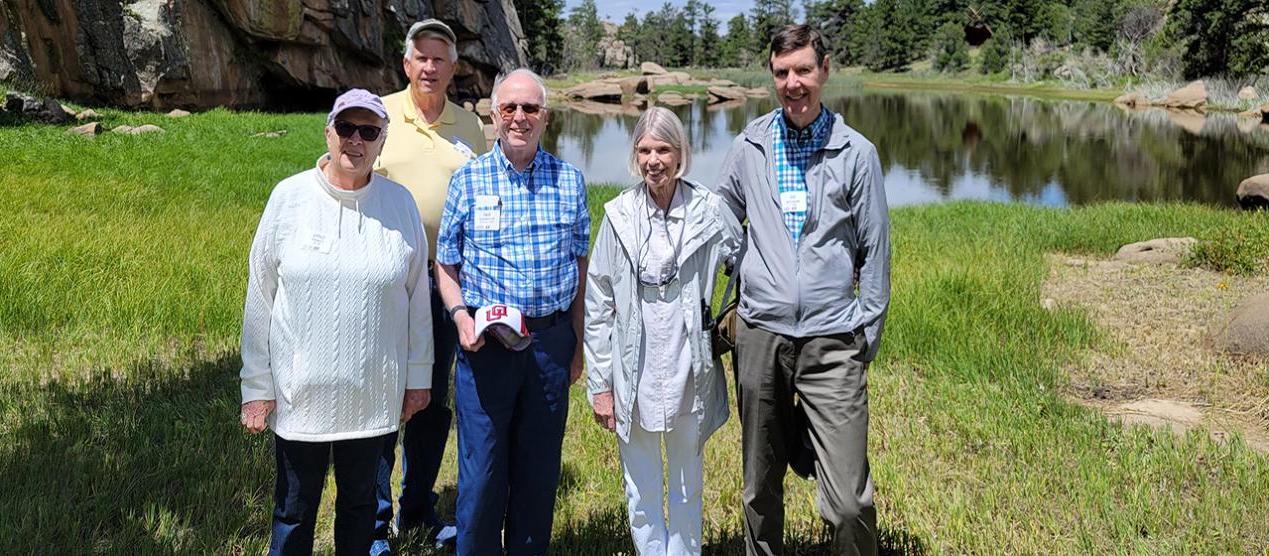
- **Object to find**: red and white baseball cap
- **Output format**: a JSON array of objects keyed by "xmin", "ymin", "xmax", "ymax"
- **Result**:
[{"xmin": 473, "ymin": 304, "xmax": 532, "ymax": 351}]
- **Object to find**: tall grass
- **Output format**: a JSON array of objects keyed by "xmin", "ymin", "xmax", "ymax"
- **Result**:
[{"xmin": 1, "ymin": 111, "xmax": 1267, "ymax": 554}]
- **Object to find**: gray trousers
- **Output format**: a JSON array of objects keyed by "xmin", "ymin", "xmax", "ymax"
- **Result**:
[{"xmin": 735, "ymin": 317, "xmax": 877, "ymax": 556}]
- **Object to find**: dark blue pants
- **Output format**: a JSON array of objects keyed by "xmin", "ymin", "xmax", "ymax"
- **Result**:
[
  {"xmin": 375, "ymin": 283, "xmax": 459, "ymax": 538},
  {"xmin": 454, "ymin": 320, "xmax": 574, "ymax": 556},
  {"xmin": 270, "ymin": 433, "xmax": 385, "ymax": 556}
]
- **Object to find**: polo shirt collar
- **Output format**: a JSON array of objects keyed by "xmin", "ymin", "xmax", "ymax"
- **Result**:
[{"xmin": 402, "ymin": 86, "xmax": 456, "ymax": 127}]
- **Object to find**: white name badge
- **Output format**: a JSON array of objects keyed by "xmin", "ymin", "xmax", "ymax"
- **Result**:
[
  {"xmin": 780, "ymin": 190, "xmax": 809, "ymax": 213},
  {"xmin": 302, "ymin": 232, "xmax": 333, "ymax": 254},
  {"xmin": 474, "ymin": 195, "xmax": 501, "ymax": 231},
  {"xmin": 451, "ymin": 138, "xmax": 475, "ymax": 159}
]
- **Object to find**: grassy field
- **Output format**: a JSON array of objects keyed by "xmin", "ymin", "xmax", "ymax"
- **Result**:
[{"xmin": 2, "ymin": 109, "xmax": 1268, "ymax": 555}]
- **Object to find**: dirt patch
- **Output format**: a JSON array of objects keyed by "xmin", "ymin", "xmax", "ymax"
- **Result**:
[{"xmin": 1043, "ymin": 254, "xmax": 1269, "ymax": 452}]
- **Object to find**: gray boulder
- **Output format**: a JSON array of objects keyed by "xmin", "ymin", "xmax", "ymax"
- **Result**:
[
  {"xmin": 3, "ymin": 91, "xmax": 73, "ymax": 123},
  {"xmin": 66, "ymin": 122, "xmax": 102, "ymax": 136},
  {"xmin": 1210, "ymin": 293, "xmax": 1269, "ymax": 358},
  {"xmin": 1237, "ymin": 174, "xmax": 1269, "ymax": 210},
  {"xmin": 640, "ymin": 62, "xmax": 667, "ymax": 75},
  {"xmin": 1157, "ymin": 80, "xmax": 1207, "ymax": 110},
  {"xmin": 111, "ymin": 124, "xmax": 165, "ymax": 135},
  {"xmin": 1112, "ymin": 237, "xmax": 1197, "ymax": 264}
]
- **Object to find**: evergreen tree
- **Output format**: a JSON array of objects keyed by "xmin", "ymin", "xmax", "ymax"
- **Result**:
[
  {"xmin": 1038, "ymin": 2, "xmax": 1073, "ymax": 46},
  {"xmin": 698, "ymin": 5, "xmax": 723, "ymax": 68},
  {"xmin": 1072, "ymin": 0, "xmax": 1120, "ymax": 52},
  {"xmin": 683, "ymin": 0, "xmax": 703, "ymax": 65},
  {"xmin": 931, "ymin": 21, "xmax": 970, "ymax": 72},
  {"xmin": 751, "ymin": 0, "xmax": 797, "ymax": 55},
  {"xmin": 977, "ymin": 0, "xmax": 1047, "ymax": 43},
  {"xmin": 661, "ymin": 3, "xmax": 693, "ymax": 67},
  {"xmin": 513, "ymin": 0, "xmax": 564, "ymax": 74},
  {"xmin": 561, "ymin": 0, "xmax": 603, "ymax": 70},
  {"xmin": 978, "ymin": 32, "xmax": 1012, "ymax": 74},
  {"xmin": 803, "ymin": 0, "xmax": 864, "ymax": 65},
  {"xmin": 721, "ymin": 14, "xmax": 754, "ymax": 67},
  {"xmin": 861, "ymin": 0, "xmax": 923, "ymax": 71},
  {"xmin": 1168, "ymin": 0, "xmax": 1269, "ymax": 78}
]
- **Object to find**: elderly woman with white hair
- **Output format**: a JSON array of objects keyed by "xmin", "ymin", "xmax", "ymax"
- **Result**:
[
  {"xmin": 584, "ymin": 107, "xmax": 741, "ymax": 555},
  {"xmin": 239, "ymin": 89, "xmax": 433, "ymax": 555}
]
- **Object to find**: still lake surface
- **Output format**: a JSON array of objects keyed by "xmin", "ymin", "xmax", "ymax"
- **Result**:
[{"xmin": 542, "ymin": 88, "xmax": 1269, "ymax": 207}]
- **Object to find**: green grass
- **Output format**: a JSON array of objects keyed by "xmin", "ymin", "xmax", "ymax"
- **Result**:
[
  {"xmin": 1185, "ymin": 214, "xmax": 1269, "ymax": 275},
  {"xmin": 2, "ymin": 112, "xmax": 1268, "ymax": 554}
]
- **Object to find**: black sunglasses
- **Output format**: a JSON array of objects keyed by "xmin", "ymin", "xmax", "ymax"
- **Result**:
[
  {"xmin": 497, "ymin": 102, "xmax": 543, "ymax": 118},
  {"xmin": 332, "ymin": 120, "xmax": 383, "ymax": 141}
]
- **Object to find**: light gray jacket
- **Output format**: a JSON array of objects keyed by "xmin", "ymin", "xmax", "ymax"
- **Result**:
[
  {"xmin": 584, "ymin": 180, "xmax": 742, "ymax": 445},
  {"xmin": 714, "ymin": 110, "xmax": 891, "ymax": 360}
]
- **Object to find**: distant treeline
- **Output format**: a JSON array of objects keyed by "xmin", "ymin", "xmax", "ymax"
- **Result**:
[{"xmin": 513, "ymin": 0, "xmax": 1268, "ymax": 81}]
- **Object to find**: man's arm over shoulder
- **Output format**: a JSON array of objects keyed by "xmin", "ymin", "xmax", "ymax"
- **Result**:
[{"xmin": 711, "ymin": 135, "xmax": 749, "ymax": 224}]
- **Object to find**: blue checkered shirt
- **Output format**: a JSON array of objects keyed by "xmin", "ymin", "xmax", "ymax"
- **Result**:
[
  {"xmin": 771, "ymin": 108, "xmax": 832, "ymax": 243},
  {"xmin": 436, "ymin": 144, "xmax": 590, "ymax": 317}
]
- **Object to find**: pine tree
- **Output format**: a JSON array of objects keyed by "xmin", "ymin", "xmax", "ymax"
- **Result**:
[
  {"xmin": 802, "ymin": 0, "xmax": 864, "ymax": 65},
  {"xmin": 931, "ymin": 21, "xmax": 970, "ymax": 72},
  {"xmin": 513, "ymin": 0, "xmax": 564, "ymax": 74},
  {"xmin": 562, "ymin": 0, "xmax": 603, "ymax": 70},
  {"xmin": 751, "ymin": 0, "xmax": 796, "ymax": 56},
  {"xmin": 1168, "ymin": 0, "xmax": 1269, "ymax": 78},
  {"xmin": 720, "ymin": 14, "xmax": 754, "ymax": 67},
  {"xmin": 698, "ymin": 4, "xmax": 723, "ymax": 67}
]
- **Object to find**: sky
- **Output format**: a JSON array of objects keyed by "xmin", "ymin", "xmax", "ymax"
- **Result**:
[{"xmin": 563, "ymin": 0, "xmax": 755, "ymax": 30}]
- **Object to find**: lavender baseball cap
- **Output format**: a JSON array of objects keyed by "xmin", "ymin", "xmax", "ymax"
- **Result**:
[{"xmin": 327, "ymin": 88, "xmax": 389, "ymax": 124}]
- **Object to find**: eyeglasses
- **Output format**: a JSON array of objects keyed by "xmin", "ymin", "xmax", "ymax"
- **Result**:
[
  {"xmin": 332, "ymin": 120, "xmax": 383, "ymax": 142},
  {"xmin": 497, "ymin": 102, "xmax": 544, "ymax": 119}
]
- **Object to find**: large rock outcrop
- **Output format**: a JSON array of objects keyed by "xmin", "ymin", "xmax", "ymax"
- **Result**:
[
  {"xmin": 0, "ymin": 0, "xmax": 528, "ymax": 109},
  {"xmin": 596, "ymin": 21, "xmax": 634, "ymax": 69}
]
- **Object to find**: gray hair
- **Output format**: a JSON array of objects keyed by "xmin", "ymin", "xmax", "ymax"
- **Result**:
[
  {"xmin": 629, "ymin": 107, "xmax": 691, "ymax": 179},
  {"xmin": 405, "ymin": 30, "xmax": 458, "ymax": 62},
  {"xmin": 490, "ymin": 68, "xmax": 549, "ymax": 110}
]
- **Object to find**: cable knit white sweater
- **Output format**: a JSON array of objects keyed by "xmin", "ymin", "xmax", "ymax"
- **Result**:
[{"xmin": 240, "ymin": 156, "xmax": 434, "ymax": 442}]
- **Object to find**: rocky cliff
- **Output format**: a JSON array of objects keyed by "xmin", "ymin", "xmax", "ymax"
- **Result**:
[{"xmin": 0, "ymin": 0, "xmax": 527, "ymax": 109}]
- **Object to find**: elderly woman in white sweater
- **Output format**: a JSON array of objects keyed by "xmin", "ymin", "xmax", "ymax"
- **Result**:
[
  {"xmin": 584, "ymin": 107, "xmax": 741, "ymax": 555},
  {"xmin": 238, "ymin": 89, "xmax": 433, "ymax": 556}
]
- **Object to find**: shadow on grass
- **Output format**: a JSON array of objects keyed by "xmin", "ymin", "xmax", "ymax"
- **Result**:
[
  {"xmin": 0, "ymin": 353, "xmax": 273, "ymax": 553},
  {"xmin": 549, "ymin": 499, "xmax": 928, "ymax": 555},
  {"xmin": 702, "ymin": 525, "xmax": 928, "ymax": 555}
]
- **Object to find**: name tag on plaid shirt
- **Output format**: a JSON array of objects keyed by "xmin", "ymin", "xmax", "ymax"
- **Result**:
[
  {"xmin": 780, "ymin": 190, "xmax": 808, "ymax": 213},
  {"xmin": 474, "ymin": 195, "xmax": 500, "ymax": 231}
]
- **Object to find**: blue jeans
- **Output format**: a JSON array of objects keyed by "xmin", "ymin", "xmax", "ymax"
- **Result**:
[
  {"xmin": 454, "ymin": 319, "xmax": 574, "ymax": 556},
  {"xmin": 270, "ymin": 433, "xmax": 385, "ymax": 556},
  {"xmin": 374, "ymin": 283, "xmax": 459, "ymax": 538}
]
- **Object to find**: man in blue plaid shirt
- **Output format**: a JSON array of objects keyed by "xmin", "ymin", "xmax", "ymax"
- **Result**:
[{"xmin": 435, "ymin": 68, "xmax": 589, "ymax": 556}]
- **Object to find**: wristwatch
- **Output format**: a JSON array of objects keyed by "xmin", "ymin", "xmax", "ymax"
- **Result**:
[{"xmin": 448, "ymin": 305, "xmax": 469, "ymax": 318}]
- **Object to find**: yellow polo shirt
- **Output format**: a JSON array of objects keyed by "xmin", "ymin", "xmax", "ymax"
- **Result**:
[{"xmin": 375, "ymin": 88, "xmax": 487, "ymax": 259}]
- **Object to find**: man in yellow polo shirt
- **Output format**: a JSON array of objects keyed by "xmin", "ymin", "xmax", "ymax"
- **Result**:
[{"xmin": 372, "ymin": 18, "xmax": 487, "ymax": 555}]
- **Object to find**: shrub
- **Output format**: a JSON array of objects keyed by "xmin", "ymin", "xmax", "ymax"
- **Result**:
[
  {"xmin": 979, "ymin": 35, "xmax": 1011, "ymax": 75},
  {"xmin": 1185, "ymin": 217, "xmax": 1269, "ymax": 275},
  {"xmin": 931, "ymin": 22, "xmax": 971, "ymax": 73}
]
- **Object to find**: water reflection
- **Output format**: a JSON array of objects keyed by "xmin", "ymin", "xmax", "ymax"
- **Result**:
[{"xmin": 544, "ymin": 89, "xmax": 1269, "ymax": 207}]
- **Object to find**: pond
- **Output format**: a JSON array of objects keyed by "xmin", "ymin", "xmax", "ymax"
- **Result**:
[{"xmin": 541, "ymin": 88, "xmax": 1269, "ymax": 207}]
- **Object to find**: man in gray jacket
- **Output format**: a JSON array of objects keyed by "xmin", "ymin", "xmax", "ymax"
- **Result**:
[{"xmin": 713, "ymin": 24, "xmax": 890, "ymax": 556}]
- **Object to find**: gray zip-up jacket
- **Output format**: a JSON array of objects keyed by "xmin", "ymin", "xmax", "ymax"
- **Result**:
[{"xmin": 713, "ymin": 109, "xmax": 891, "ymax": 360}]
